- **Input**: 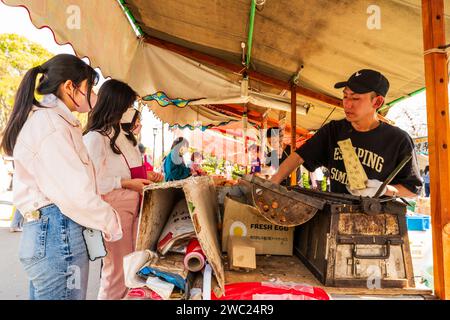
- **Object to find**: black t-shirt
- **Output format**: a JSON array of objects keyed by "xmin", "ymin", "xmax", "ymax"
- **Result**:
[{"xmin": 296, "ymin": 119, "xmax": 422, "ymax": 194}]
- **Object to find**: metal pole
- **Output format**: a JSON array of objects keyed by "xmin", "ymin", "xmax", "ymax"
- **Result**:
[
  {"xmin": 162, "ymin": 123, "xmax": 165, "ymax": 162},
  {"xmin": 246, "ymin": 0, "xmax": 257, "ymax": 68},
  {"xmin": 153, "ymin": 133, "xmax": 156, "ymax": 168}
]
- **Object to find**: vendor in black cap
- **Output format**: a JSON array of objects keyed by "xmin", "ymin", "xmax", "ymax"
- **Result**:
[{"xmin": 270, "ymin": 69, "xmax": 422, "ymax": 198}]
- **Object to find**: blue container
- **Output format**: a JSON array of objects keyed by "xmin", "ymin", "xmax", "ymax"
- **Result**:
[{"xmin": 406, "ymin": 214, "xmax": 431, "ymax": 231}]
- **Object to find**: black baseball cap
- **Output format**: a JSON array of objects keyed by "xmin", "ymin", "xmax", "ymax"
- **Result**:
[{"xmin": 334, "ymin": 69, "xmax": 390, "ymax": 97}]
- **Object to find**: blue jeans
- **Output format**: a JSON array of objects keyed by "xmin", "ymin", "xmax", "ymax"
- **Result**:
[
  {"xmin": 10, "ymin": 209, "xmax": 23, "ymax": 229},
  {"xmin": 18, "ymin": 204, "xmax": 89, "ymax": 300}
]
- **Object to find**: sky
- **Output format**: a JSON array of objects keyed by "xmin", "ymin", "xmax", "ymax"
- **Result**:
[
  {"xmin": 0, "ymin": 1, "xmax": 175, "ymax": 165},
  {"xmin": 0, "ymin": 2, "xmax": 73, "ymax": 54}
]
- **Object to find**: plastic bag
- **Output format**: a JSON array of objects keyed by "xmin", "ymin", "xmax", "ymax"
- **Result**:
[
  {"xmin": 157, "ymin": 200, "xmax": 196, "ymax": 255},
  {"xmin": 146, "ymin": 276, "xmax": 175, "ymax": 300},
  {"xmin": 123, "ymin": 250, "xmax": 157, "ymax": 289},
  {"xmin": 138, "ymin": 253, "xmax": 189, "ymax": 291}
]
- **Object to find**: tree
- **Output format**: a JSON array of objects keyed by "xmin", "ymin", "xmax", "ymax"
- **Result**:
[{"xmin": 0, "ymin": 33, "xmax": 53, "ymax": 130}]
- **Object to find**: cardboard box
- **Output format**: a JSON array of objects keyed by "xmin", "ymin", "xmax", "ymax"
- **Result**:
[
  {"xmin": 135, "ymin": 176, "xmax": 225, "ymax": 294},
  {"xmin": 222, "ymin": 195, "xmax": 294, "ymax": 256}
]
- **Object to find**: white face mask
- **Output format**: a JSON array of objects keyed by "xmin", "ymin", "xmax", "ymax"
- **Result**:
[{"xmin": 132, "ymin": 121, "xmax": 142, "ymax": 135}]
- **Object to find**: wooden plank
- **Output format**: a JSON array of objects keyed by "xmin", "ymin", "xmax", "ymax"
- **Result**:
[
  {"xmin": 243, "ymin": 105, "xmax": 249, "ymax": 174},
  {"xmin": 290, "ymin": 84, "xmax": 297, "ymax": 186},
  {"xmin": 143, "ymin": 35, "xmax": 342, "ymax": 108},
  {"xmin": 421, "ymin": 0, "xmax": 450, "ymax": 300}
]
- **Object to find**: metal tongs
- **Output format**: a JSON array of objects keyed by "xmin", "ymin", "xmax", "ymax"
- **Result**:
[{"xmin": 374, "ymin": 154, "xmax": 413, "ymax": 206}]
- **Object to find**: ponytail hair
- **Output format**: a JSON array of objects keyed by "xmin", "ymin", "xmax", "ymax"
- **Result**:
[
  {"xmin": 1, "ymin": 66, "xmax": 41, "ymax": 155},
  {"xmin": 1, "ymin": 54, "xmax": 98, "ymax": 156}
]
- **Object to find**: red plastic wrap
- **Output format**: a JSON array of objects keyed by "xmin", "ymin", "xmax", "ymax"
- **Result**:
[
  {"xmin": 125, "ymin": 288, "xmax": 163, "ymax": 300},
  {"xmin": 211, "ymin": 282, "xmax": 330, "ymax": 300},
  {"xmin": 184, "ymin": 238, "xmax": 206, "ymax": 272}
]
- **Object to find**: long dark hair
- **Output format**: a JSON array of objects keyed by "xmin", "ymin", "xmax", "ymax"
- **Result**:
[
  {"xmin": 171, "ymin": 137, "xmax": 189, "ymax": 151},
  {"xmin": 168, "ymin": 137, "xmax": 189, "ymax": 166},
  {"xmin": 1, "ymin": 54, "xmax": 98, "ymax": 156},
  {"xmin": 120, "ymin": 109, "xmax": 140, "ymax": 147},
  {"xmin": 84, "ymin": 79, "xmax": 137, "ymax": 154}
]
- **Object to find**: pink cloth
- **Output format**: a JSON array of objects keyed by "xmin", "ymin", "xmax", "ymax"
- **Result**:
[
  {"xmin": 143, "ymin": 154, "xmax": 154, "ymax": 172},
  {"xmin": 98, "ymin": 188, "xmax": 140, "ymax": 300},
  {"xmin": 13, "ymin": 94, "xmax": 122, "ymax": 241},
  {"xmin": 130, "ymin": 165, "xmax": 147, "ymax": 180}
]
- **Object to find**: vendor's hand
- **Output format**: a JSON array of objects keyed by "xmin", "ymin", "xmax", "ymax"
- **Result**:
[
  {"xmin": 269, "ymin": 173, "xmax": 283, "ymax": 185},
  {"xmin": 148, "ymin": 171, "xmax": 164, "ymax": 183},
  {"xmin": 346, "ymin": 179, "xmax": 386, "ymax": 198},
  {"xmin": 122, "ymin": 178, "xmax": 152, "ymax": 193}
]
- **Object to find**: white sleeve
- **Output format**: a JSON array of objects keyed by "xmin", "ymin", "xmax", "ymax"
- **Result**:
[
  {"xmin": 83, "ymin": 132, "xmax": 123, "ymax": 194},
  {"xmin": 33, "ymin": 130, "xmax": 122, "ymax": 241}
]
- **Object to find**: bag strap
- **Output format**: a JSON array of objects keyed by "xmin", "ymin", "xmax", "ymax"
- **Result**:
[{"xmin": 106, "ymin": 134, "xmax": 132, "ymax": 170}]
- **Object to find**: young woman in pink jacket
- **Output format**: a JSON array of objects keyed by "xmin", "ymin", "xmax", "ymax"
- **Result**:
[
  {"xmin": 83, "ymin": 79, "xmax": 163, "ymax": 299},
  {"xmin": 0, "ymin": 54, "xmax": 123, "ymax": 300}
]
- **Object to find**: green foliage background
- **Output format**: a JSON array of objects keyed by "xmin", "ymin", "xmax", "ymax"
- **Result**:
[{"xmin": 0, "ymin": 33, "xmax": 53, "ymax": 131}]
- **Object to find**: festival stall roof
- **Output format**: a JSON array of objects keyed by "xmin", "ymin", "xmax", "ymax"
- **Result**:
[
  {"xmin": 9, "ymin": 0, "xmax": 447, "ymax": 132},
  {"xmin": 5, "ymin": 1, "xmax": 450, "ymax": 104},
  {"xmin": 4, "ymin": 0, "xmax": 450, "ymax": 299}
]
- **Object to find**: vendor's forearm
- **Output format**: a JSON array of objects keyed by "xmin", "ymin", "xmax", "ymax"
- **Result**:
[
  {"xmin": 270, "ymin": 153, "xmax": 304, "ymax": 184},
  {"xmin": 385, "ymin": 184, "xmax": 417, "ymax": 198}
]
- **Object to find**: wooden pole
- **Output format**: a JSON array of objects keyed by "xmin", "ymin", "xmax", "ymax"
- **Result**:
[
  {"xmin": 290, "ymin": 84, "xmax": 297, "ymax": 186},
  {"xmin": 222, "ymin": 132, "xmax": 226, "ymax": 165},
  {"xmin": 262, "ymin": 110, "xmax": 268, "ymax": 168},
  {"xmin": 421, "ymin": 0, "xmax": 450, "ymax": 300},
  {"xmin": 234, "ymin": 138, "xmax": 238, "ymax": 166}
]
